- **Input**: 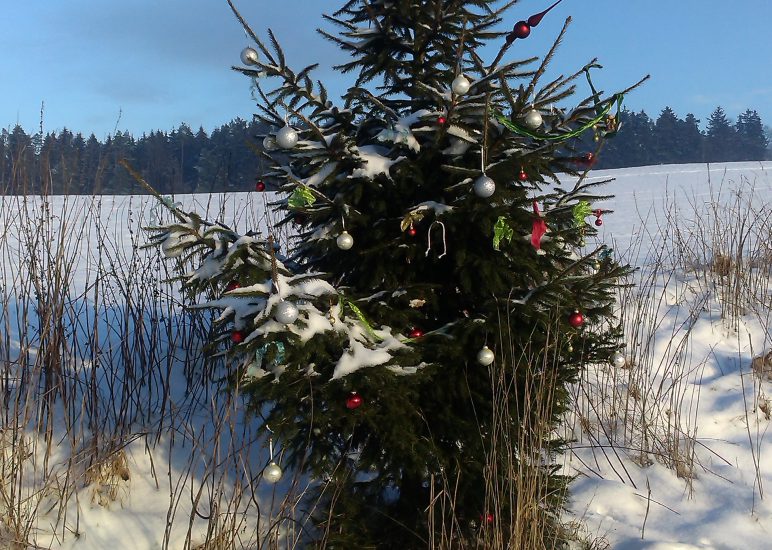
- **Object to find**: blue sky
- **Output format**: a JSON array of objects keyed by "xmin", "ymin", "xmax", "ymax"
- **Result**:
[{"xmin": 1, "ymin": 0, "xmax": 770, "ymax": 139}]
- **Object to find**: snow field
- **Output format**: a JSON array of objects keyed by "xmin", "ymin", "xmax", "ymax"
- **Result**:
[{"xmin": 0, "ymin": 161, "xmax": 769, "ymax": 548}]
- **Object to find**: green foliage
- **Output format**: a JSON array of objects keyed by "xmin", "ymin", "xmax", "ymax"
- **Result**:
[{"xmin": 149, "ymin": 0, "xmax": 642, "ymax": 546}]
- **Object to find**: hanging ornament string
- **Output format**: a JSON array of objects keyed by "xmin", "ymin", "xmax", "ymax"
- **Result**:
[
  {"xmin": 426, "ymin": 221, "xmax": 448, "ymax": 258},
  {"xmin": 495, "ymin": 93, "xmax": 623, "ymax": 142},
  {"xmin": 267, "ymin": 234, "xmax": 281, "ymax": 293}
]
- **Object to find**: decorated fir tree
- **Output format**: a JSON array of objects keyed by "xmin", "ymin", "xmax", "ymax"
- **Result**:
[{"xmin": 144, "ymin": 0, "xmax": 645, "ymax": 546}]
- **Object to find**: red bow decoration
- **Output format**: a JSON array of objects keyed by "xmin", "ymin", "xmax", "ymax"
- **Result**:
[{"xmin": 531, "ymin": 201, "xmax": 547, "ymax": 250}]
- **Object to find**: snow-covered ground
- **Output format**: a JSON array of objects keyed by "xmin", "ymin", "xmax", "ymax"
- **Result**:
[
  {"xmin": 564, "ymin": 161, "xmax": 772, "ymax": 549},
  {"xmin": 0, "ymin": 161, "xmax": 770, "ymax": 549}
]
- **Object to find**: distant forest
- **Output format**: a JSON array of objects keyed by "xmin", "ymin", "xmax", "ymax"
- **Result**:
[{"xmin": 0, "ymin": 106, "xmax": 769, "ymax": 195}]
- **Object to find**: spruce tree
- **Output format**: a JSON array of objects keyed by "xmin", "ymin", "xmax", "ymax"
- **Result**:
[
  {"xmin": 144, "ymin": 1, "xmax": 644, "ymax": 546},
  {"xmin": 705, "ymin": 106, "xmax": 737, "ymax": 162},
  {"xmin": 735, "ymin": 109, "xmax": 768, "ymax": 161},
  {"xmin": 680, "ymin": 113, "xmax": 705, "ymax": 163},
  {"xmin": 653, "ymin": 106, "xmax": 683, "ymax": 164}
]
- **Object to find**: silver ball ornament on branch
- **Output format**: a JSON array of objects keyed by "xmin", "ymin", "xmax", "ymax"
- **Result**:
[
  {"xmin": 274, "ymin": 301, "xmax": 299, "ymax": 325},
  {"xmin": 240, "ymin": 46, "xmax": 259, "ymax": 66},
  {"xmin": 523, "ymin": 109, "xmax": 543, "ymax": 129},
  {"xmin": 263, "ymin": 462, "xmax": 283, "ymax": 483},
  {"xmin": 276, "ymin": 125, "xmax": 299, "ymax": 149},
  {"xmin": 610, "ymin": 351, "xmax": 626, "ymax": 368},
  {"xmin": 477, "ymin": 346, "xmax": 495, "ymax": 366},
  {"xmin": 451, "ymin": 75, "xmax": 471, "ymax": 95},
  {"xmin": 473, "ymin": 175, "xmax": 496, "ymax": 198},
  {"xmin": 336, "ymin": 231, "xmax": 354, "ymax": 250}
]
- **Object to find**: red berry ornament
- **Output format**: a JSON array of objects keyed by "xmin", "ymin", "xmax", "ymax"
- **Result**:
[
  {"xmin": 231, "ymin": 330, "xmax": 246, "ymax": 343},
  {"xmin": 594, "ymin": 209, "xmax": 604, "ymax": 226},
  {"xmin": 575, "ymin": 152, "xmax": 596, "ymax": 168},
  {"xmin": 512, "ymin": 21, "xmax": 531, "ymax": 39},
  {"xmin": 225, "ymin": 281, "xmax": 241, "ymax": 292},
  {"xmin": 485, "ymin": 513, "xmax": 495, "ymax": 524},
  {"xmin": 437, "ymin": 115, "xmax": 447, "ymax": 125},
  {"xmin": 595, "ymin": 218, "xmax": 603, "ymax": 227},
  {"xmin": 568, "ymin": 310, "xmax": 584, "ymax": 328},
  {"xmin": 408, "ymin": 327, "xmax": 424, "ymax": 339},
  {"xmin": 255, "ymin": 180, "xmax": 266, "ymax": 192},
  {"xmin": 506, "ymin": 0, "xmax": 564, "ymax": 42},
  {"xmin": 407, "ymin": 224, "xmax": 417, "ymax": 237},
  {"xmin": 518, "ymin": 169, "xmax": 528, "ymax": 182},
  {"xmin": 345, "ymin": 392, "xmax": 363, "ymax": 410}
]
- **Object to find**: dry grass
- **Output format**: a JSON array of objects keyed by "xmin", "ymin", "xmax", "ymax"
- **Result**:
[
  {"xmin": 0, "ymin": 165, "xmax": 768, "ymax": 548},
  {"xmin": 569, "ymin": 168, "xmax": 772, "ymax": 505},
  {"xmin": 0, "ymin": 175, "xmax": 306, "ymax": 548}
]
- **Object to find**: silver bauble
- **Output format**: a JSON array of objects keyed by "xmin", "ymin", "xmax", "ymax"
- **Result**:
[
  {"xmin": 336, "ymin": 231, "xmax": 354, "ymax": 250},
  {"xmin": 274, "ymin": 301, "xmax": 299, "ymax": 324},
  {"xmin": 240, "ymin": 46, "xmax": 259, "ymax": 66},
  {"xmin": 276, "ymin": 125, "xmax": 299, "ymax": 149},
  {"xmin": 262, "ymin": 135, "xmax": 278, "ymax": 151},
  {"xmin": 477, "ymin": 346, "xmax": 495, "ymax": 366},
  {"xmin": 263, "ymin": 462, "xmax": 283, "ymax": 483},
  {"xmin": 610, "ymin": 351, "xmax": 626, "ymax": 368},
  {"xmin": 451, "ymin": 75, "xmax": 471, "ymax": 95},
  {"xmin": 523, "ymin": 109, "xmax": 543, "ymax": 129},
  {"xmin": 473, "ymin": 175, "xmax": 496, "ymax": 198}
]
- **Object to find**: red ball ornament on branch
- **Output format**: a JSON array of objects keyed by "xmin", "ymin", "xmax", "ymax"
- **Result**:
[
  {"xmin": 511, "ymin": 21, "xmax": 531, "ymax": 39},
  {"xmin": 437, "ymin": 115, "xmax": 447, "ymax": 125},
  {"xmin": 408, "ymin": 327, "xmax": 425, "ymax": 339},
  {"xmin": 518, "ymin": 169, "xmax": 528, "ymax": 182},
  {"xmin": 594, "ymin": 209, "xmax": 604, "ymax": 226},
  {"xmin": 231, "ymin": 330, "xmax": 246, "ymax": 343},
  {"xmin": 407, "ymin": 224, "xmax": 417, "ymax": 237},
  {"xmin": 506, "ymin": 0, "xmax": 564, "ymax": 42},
  {"xmin": 575, "ymin": 152, "xmax": 596, "ymax": 168},
  {"xmin": 345, "ymin": 392, "xmax": 363, "ymax": 410},
  {"xmin": 568, "ymin": 310, "xmax": 584, "ymax": 328},
  {"xmin": 255, "ymin": 180, "xmax": 266, "ymax": 192},
  {"xmin": 225, "ymin": 280, "xmax": 241, "ymax": 292}
]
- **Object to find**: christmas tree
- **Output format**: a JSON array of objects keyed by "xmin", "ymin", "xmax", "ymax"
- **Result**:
[{"xmin": 144, "ymin": 0, "xmax": 645, "ymax": 546}]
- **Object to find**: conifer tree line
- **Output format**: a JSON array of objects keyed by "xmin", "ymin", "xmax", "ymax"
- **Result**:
[
  {"xmin": 1, "ymin": 106, "xmax": 768, "ymax": 195},
  {"xmin": 596, "ymin": 106, "xmax": 770, "ymax": 168}
]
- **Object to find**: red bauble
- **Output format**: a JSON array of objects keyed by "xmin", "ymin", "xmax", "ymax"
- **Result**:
[
  {"xmin": 231, "ymin": 330, "xmax": 246, "ymax": 343},
  {"xmin": 437, "ymin": 116, "xmax": 447, "ymax": 125},
  {"xmin": 407, "ymin": 225, "xmax": 417, "ymax": 237},
  {"xmin": 408, "ymin": 327, "xmax": 424, "ymax": 339},
  {"xmin": 255, "ymin": 180, "xmax": 266, "ymax": 192},
  {"xmin": 485, "ymin": 513, "xmax": 495, "ymax": 524},
  {"xmin": 568, "ymin": 311, "xmax": 584, "ymax": 328},
  {"xmin": 518, "ymin": 169, "xmax": 528, "ymax": 182},
  {"xmin": 512, "ymin": 21, "xmax": 531, "ymax": 39},
  {"xmin": 574, "ymin": 153, "xmax": 596, "ymax": 168},
  {"xmin": 225, "ymin": 281, "xmax": 241, "ymax": 292},
  {"xmin": 345, "ymin": 392, "xmax": 363, "ymax": 410},
  {"xmin": 595, "ymin": 218, "xmax": 603, "ymax": 227}
]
